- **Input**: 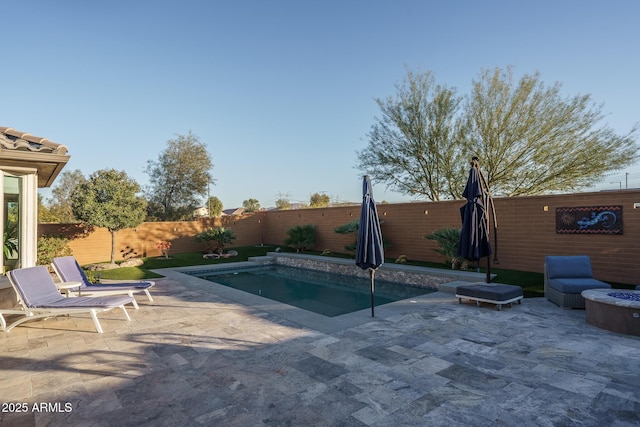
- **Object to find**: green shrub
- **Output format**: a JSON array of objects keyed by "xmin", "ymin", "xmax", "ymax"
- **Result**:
[
  {"xmin": 425, "ymin": 227, "xmax": 467, "ymax": 270},
  {"xmin": 334, "ymin": 220, "xmax": 359, "ymax": 253},
  {"xmin": 37, "ymin": 235, "xmax": 73, "ymax": 268},
  {"xmin": 195, "ymin": 227, "xmax": 236, "ymax": 253},
  {"xmin": 285, "ymin": 224, "xmax": 316, "ymax": 252}
]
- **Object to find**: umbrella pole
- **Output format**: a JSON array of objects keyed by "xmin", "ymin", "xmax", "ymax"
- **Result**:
[
  {"xmin": 370, "ymin": 269, "xmax": 375, "ymax": 317},
  {"xmin": 486, "ymin": 257, "xmax": 491, "ymax": 283}
]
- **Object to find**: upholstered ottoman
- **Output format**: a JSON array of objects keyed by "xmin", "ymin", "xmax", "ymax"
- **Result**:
[{"xmin": 456, "ymin": 283, "xmax": 523, "ymax": 311}]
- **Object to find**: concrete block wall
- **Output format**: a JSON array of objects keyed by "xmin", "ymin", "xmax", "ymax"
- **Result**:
[{"xmin": 37, "ymin": 189, "xmax": 640, "ymax": 284}]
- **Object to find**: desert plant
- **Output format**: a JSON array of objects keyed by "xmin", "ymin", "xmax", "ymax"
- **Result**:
[
  {"xmin": 334, "ymin": 220, "xmax": 359, "ymax": 253},
  {"xmin": 195, "ymin": 227, "xmax": 236, "ymax": 253},
  {"xmin": 425, "ymin": 227, "xmax": 467, "ymax": 270},
  {"xmin": 3, "ymin": 220, "xmax": 18, "ymax": 260},
  {"xmin": 156, "ymin": 240, "xmax": 172, "ymax": 258},
  {"xmin": 37, "ymin": 235, "xmax": 73, "ymax": 268},
  {"xmin": 285, "ymin": 224, "xmax": 316, "ymax": 252}
]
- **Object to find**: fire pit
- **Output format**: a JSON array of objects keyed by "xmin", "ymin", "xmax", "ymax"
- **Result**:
[{"xmin": 581, "ymin": 289, "xmax": 640, "ymax": 336}]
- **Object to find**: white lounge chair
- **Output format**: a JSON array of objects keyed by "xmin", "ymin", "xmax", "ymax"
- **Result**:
[
  {"xmin": 2, "ymin": 265, "xmax": 133, "ymax": 333},
  {"xmin": 52, "ymin": 256, "xmax": 154, "ymax": 309}
]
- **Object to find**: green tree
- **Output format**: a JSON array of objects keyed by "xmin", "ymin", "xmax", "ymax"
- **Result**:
[
  {"xmin": 275, "ymin": 198, "xmax": 291, "ymax": 210},
  {"xmin": 309, "ymin": 193, "xmax": 330, "ymax": 208},
  {"xmin": 465, "ymin": 66, "xmax": 639, "ymax": 196},
  {"xmin": 47, "ymin": 169, "xmax": 86, "ymax": 222},
  {"xmin": 357, "ymin": 66, "xmax": 639, "ymax": 200},
  {"xmin": 357, "ymin": 69, "xmax": 466, "ymax": 201},
  {"xmin": 206, "ymin": 196, "xmax": 223, "ymax": 217},
  {"xmin": 145, "ymin": 131, "xmax": 214, "ymax": 220},
  {"xmin": 72, "ymin": 169, "xmax": 147, "ymax": 264},
  {"xmin": 38, "ymin": 194, "xmax": 57, "ymax": 223},
  {"xmin": 242, "ymin": 198, "xmax": 260, "ymax": 212}
]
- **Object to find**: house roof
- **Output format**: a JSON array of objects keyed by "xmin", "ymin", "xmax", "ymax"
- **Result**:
[
  {"xmin": 0, "ymin": 127, "xmax": 70, "ymax": 187},
  {"xmin": 222, "ymin": 207, "xmax": 245, "ymax": 216}
]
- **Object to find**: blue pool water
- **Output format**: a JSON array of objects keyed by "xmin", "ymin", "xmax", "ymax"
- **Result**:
[{"xmin": 191, "ymin": 265, "xmax": 435, "ymax": 317}]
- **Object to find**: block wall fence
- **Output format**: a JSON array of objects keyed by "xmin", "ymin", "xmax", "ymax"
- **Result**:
[{"xmin": 38, "ymin": 190, "xmax": 640, "ymax": 284}]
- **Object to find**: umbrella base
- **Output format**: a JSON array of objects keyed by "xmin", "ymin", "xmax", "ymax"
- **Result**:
[{"xmin": 456, "ymin": 283, "xmax": 523, "ymax": 311}]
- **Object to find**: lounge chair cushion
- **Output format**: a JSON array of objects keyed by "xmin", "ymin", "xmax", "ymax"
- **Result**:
[
  {"xmin": 52, "ymin": 256, "xmax": 153, "ymax": 291},
  {"xmin": 10, "ymin": 267, "xmax": 132, "ymax": 309}
]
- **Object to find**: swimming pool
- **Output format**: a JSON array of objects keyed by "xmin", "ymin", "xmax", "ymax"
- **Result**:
[{"xmin": 190, "ymin": 265, "xmax": 435, "ymax": 317}]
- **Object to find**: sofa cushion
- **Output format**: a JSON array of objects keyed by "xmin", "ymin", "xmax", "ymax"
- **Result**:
[
  {"xmin": 547, "ymin": 278, "xmax": 611, "ymax": 294},
  {"xmin": 456, "ymin": 283, "xmax": 523, "ymax": 301},
  {"xmin": 545, "ymin": 255, "xmax": 593, "ymax": 279}
]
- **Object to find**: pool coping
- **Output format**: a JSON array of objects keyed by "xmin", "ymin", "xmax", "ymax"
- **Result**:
[{"xmin": 152, "ymin": 253, "xmax": 488, "ymax": 333}]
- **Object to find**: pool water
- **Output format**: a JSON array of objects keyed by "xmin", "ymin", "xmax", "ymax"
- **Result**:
[{"xmin": 193, "ymin": 265, "xmax": 435, "ymax": 317}]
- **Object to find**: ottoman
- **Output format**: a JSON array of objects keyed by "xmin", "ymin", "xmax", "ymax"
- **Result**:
[{"xmin": 456, "ymin": 283, "xmax": 523, "ymax": 311}]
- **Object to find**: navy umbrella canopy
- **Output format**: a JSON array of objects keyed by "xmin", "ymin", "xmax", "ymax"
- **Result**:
[
  {"xmin": 457, "ymin": 158, "xmax": 495, "ymax": 282},
  {"xmin": 355, "ymin": 175, "xmax": 384, "ymax": 317}
]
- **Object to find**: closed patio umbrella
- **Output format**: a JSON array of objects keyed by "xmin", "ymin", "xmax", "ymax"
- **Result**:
[
  {"xmin": 355, "ymin": 175, "xmax": 384, "ymax": 317},
  {"xmin": 457, "ymin": 157, "xmax": 496, "ymax": 283}
]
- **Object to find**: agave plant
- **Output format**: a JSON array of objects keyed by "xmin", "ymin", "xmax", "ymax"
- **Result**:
[{"xmin": 3, "ymin": 220, "xmax": 18, "ymax": 260}]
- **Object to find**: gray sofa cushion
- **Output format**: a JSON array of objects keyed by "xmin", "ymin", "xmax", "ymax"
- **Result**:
[
  {"xmin": 547, "ymin": 278, "xmax": 611, "ymax": 294},
  {"xmin": 546, "ymin": 255, "xmax": 593, "ymax": 279}
]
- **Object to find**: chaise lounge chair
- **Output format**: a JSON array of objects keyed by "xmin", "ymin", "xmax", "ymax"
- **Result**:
[
  {"xmin": 2, "ymin": 265, "xmax": 133, "ymax": 333},
  {"xmin": 52, "ymin": 256, "xmax": 155, "ymax": 309}
]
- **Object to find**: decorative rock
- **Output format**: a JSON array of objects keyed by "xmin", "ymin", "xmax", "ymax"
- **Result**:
[{"xmin": 120, "ymin": 258, "xmax": 144, "ymax": 268}]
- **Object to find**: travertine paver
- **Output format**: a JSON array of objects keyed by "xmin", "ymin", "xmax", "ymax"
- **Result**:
[{"xmin": 1, "ymin": 273, "xmax": 639, "ymax": 426}]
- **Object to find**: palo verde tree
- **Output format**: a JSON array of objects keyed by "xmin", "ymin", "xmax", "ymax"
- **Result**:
[
  {"xmin": 465, "ymin": 66, "xmax": 639, "ymax": 196},
  {"xmin": 356, "ymin": 69, "xmax": 467, "ymax": 201},
  {"xmin": 309, "ymin": 192, "xmax": 330, "ymax": 208},
  {"xmin": 357, "ymin": 66, "xmax": 639, "ymax": 200},
  {"xmin": 71, "ymin": 169, "xmax": 147, "ymax": 264},
  {"xmin": 145, "ymin": 131, "xmax": 213, "ymax": 220}
]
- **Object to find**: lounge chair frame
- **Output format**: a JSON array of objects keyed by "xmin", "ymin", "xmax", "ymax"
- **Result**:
[
  {"xmin": 52, "ymin": 256, "xmax": 154, "ymax": 309},
  {"xmin": 3, "ymin": 266, "xmax": 132, "ymax": 333}
]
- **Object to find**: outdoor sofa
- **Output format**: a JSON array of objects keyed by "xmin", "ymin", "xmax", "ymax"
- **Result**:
[{"xmin": 544, "ymin": 255, "xmax": 611, "ymax": 309}]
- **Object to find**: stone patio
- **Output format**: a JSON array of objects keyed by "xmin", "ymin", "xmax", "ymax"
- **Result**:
[{"xmin": 1, "ymin": 268, "xmax": 639, "ymax": 426}]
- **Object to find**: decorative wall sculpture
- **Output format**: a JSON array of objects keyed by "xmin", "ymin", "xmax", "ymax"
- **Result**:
[{"xmin": 556, "ymin": 206, "xmax": 622, "ymax": 234}]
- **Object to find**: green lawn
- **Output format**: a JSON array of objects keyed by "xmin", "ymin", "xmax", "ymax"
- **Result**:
[{"xmin": 93, "ymin": 246, "xmax": 633, "ymax": 298}]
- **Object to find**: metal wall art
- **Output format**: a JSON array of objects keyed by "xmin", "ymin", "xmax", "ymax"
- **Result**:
[{"xmin": 556, "ymin": 206, "xmax": 622, "ymax": 234}]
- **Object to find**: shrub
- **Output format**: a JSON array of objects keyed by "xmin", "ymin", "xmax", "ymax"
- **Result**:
[
  {"xmin": 334, "ymin": 220, "xmax": 359, "ymax": 253},
  {"xmin": 195, "ymin": 227, "xmax": 236, "ymax": 253},
  {"xmin": 156, "ymin": 240, "xmax": 172, "ymax": 258},
  {"xmin": 37, "ymin": 235, "xmax": 73, "ymax": 268},
  {"xmin": 285, "ymin": 224, "xmax": 316, "ymax": 252},
  {"xmin": 424, "ymin": 227, "xmax": 467, "ymax": 270}
]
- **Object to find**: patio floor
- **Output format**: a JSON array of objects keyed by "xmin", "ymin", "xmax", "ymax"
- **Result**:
[{"xmin": 1, "ymin": 269, "xmax": 639, "ymax": 426}]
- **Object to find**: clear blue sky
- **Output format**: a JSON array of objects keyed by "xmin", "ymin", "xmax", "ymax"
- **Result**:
[{"xmin": 3, "ymin": 0, "xmax": 639, "ymax": 208}]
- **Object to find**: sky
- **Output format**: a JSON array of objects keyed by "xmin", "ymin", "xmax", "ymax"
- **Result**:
[{"xmin": 3, "ymin": 0, "xmax": 639, "ymax": 209}]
